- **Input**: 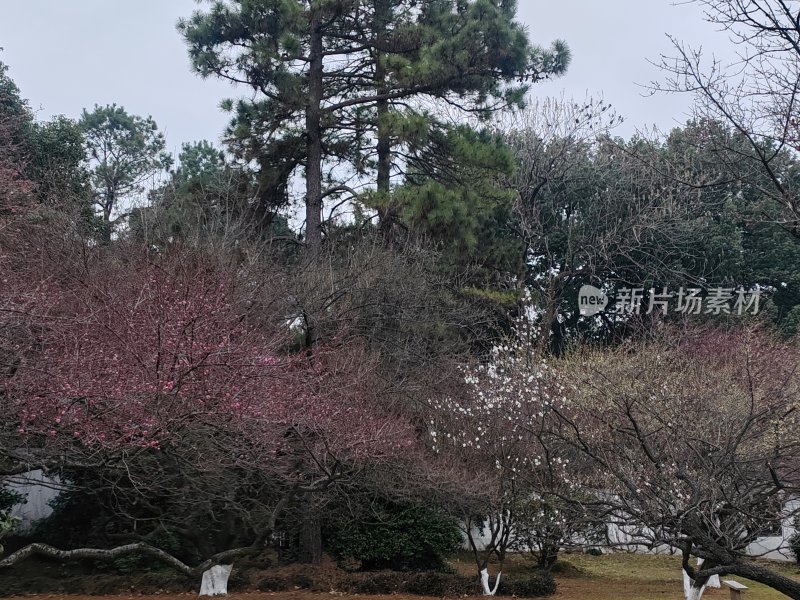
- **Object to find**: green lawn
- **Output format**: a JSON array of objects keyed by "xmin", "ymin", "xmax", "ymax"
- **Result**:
[{"xmin": 546, "ymin": 553, "xmax": 800, "ymax": 600}]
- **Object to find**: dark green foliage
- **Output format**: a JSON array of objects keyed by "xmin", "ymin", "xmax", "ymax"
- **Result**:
[
  {"xmin": 0, "ymin": 61, "xmax": 90, "ymax": 221},
  {"xmin": 343, "ymin": 571, "xmax": 409, "ymax": 594},
  {"xmin": 499, "ymin": 113, "xmax": 800, "ymax": 352},
  {"xmin": 79, "ymin": 104, "xmax": 171, "ymax": 241},
  {"xmin": 289, "ymin": 572, "xmax": 314, "ymax": 589},
  {"xmin": 374, "ymin": 123, "xmax": 525, "ymax": 335},
  {"xmin": 0, "ymin": 560, "xmax": 195, "ymax": 597},
  {"xmin": 660, "ymin": 121, "xmax": 800, "ymax": 337},
  {"xmin": 738, "ymin": 216, "xmax": 800, "ymax": 338},
  {"xmin": 403, "ymin": 571, "xmax": 481, "ymax": 596},
  {"xmin": 326, "ymin": 503, "xmax": 462, "ymax": 571},
  {"xmin": 496, "ymin": 572, "xmax": 557, "ymax": 597},
  {"xmin": 399, "ymin": 125, "xmax": 518, "ymax": 253},
  {"xmin": 110, "ymin": 531, "xmax": 188, "ymax": 574},
  {"xmin": 27, "ymin": 457, "xmax": 274, "ymax": 571},
  {"xmin": 0, "ymin": 60, "xmax": 36, "ymax": 207},
  {"xmin": 0, "ymin": 488, "xmax": 23, "ymax": 551},
  {"xmin": 342, "ymin": 571, "xmax": 479, "ymax": 596},
  {"xmin": 25, "ymin": 116, "xmax": 90, "ymax": 208},
  {"xmin": 0, "ymin": 64, "xmax": 24, "ymax": 108},
  {"xmin": 171, "ymin": 139, "xmax": 226, "ymax": 186},
  {"xmin": 0, "ymin": 60, "xmax": 30, "ymax": 133},
  {"xmin": 256, "ymin": 575, "xmax": 290, "ymax": 591},
  {"xmin": 137, "ymin": 139, "xmax": 295, "ymax": 245},
  {"xmin": 28, "ymin": 479, "xmax": 121, "ymax": 555},
  {"xmin": 0, "ymin": 487, "xmax": 22, "ymax": 515}
]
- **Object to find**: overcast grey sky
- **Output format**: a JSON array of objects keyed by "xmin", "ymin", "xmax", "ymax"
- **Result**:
[{"xmin": 0, "ymin": 1, "xmax": 734, "ymax": 155}]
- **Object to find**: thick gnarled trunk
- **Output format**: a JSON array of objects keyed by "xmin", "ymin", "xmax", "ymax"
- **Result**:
[
  {"xmin": 727, "ymin": 561, "xmax": 800, "ymax": 599},
  {"xmin": 0, "ymin": 541, "xmax": 250, "ymax": 596}
]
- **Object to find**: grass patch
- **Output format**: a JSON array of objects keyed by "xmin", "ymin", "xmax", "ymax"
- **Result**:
[{"xmin": 553, "ymin": 553, "xmax": 800, "ymax": 600}]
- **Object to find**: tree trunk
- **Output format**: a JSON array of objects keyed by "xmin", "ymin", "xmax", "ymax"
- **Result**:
[
  {"xmin": 298, "ymin": 515, "xmax": 322, "ymax": 565},
  {"xmin": 376, "ymin": 97, "xmax": 391, "ymax": 196},
  {"xmin": 537, "ymin": 544, "xmax": 559, "ymax": 570},
  {"xmin": 373, "ymin": 0, "xmax": 395, "ymax": 241},
  {"xmin": 376, "ymin": 97, "xmax": 393, "ymax": 240},
  {"xmin": 297, "ymin": 492, "xmax": 322, "ymax": 565},
  {"xmin": 200, "ymin": 564, "xmax": 233, "ymax": 596},
  {"xmin": 100, "ymin": 195, "xmax": 113, "ymax": 244},
  {"xmin": 536, "ymin": 275, "xmax": 562, "ymax": 357},
  {"xmin": 727, "ymin": 561, "xmax": 800, "ymax": 599},
  {"xmin": 0, "ymin": 542, "xmax": 195, "ymax": 574},
  {"xmin": 305, "ymin": 8, "xmax": 324, "ymax": 251},
  {"xmin": 0, "ymin": 541, "xmax": 262, "ymax": 596},
  {"xmin": 479, "ymin": 567, "xmax": 502, "ymax": 596},
  {"xmin": 683, "ymin": 572, "xmax": 707, "ymax": 600},
  {"xmin": 465, "ymin": 521, "xmax": 502, "ymax": 596}
]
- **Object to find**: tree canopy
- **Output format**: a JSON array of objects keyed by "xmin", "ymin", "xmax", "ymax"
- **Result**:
[{"xmin": 4, "ymin": 3, "xmax": 800, "ymax": 600}]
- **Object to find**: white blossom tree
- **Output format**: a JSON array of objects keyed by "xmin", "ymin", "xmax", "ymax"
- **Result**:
[{"xmin": 429, "ymin": 309, "xmax": 587, "ymax": 594}]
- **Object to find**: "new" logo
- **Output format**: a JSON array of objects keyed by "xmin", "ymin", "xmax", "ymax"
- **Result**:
[{"xmin": 578, "ymin": 285, "xmax": 608, "ymax": 317}]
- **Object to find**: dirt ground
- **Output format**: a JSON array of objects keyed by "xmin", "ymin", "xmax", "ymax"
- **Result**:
[
  {"xmin": 0, "ymin": 587, "xmax": 756, "ymax": 600},
  {"xmin": 2, "ymin": 554, "xmax": 799, "ymax": 600}
]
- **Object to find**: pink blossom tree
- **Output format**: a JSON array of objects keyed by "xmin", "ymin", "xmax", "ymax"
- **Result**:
[{"xmin": 0, "ymin": 246, "xmax": 414, "ymax": 594}]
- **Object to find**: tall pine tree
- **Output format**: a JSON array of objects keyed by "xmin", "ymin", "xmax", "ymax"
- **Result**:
[{"xmin": 179, "ymin": 0, "xmax": 569, "ymax": 249}]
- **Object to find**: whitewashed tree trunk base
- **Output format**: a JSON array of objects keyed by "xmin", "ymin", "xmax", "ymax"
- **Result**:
[
  {"xmin": 200, "ymin": 564, "xmax": 233, "ymax": 596},
  {"xmin": 685, "ymin": 584, "xmax": 706, "ymax": 600},
  {"xmin": 682, "ymin": 558, "xmax": 719, "ymax": 600},
  {"xmin": 480, "ymin": 568, "xmax": 502, "ymax": 596}
]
